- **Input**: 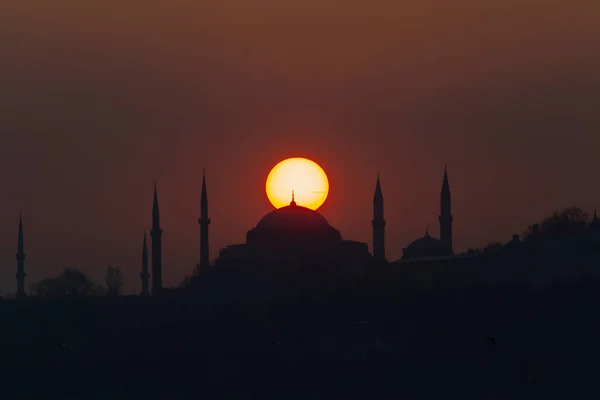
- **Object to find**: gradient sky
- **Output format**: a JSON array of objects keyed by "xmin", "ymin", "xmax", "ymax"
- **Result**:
[{"xmin": 0, "ymin": 1, "xmax": 599, "ymax": 295}]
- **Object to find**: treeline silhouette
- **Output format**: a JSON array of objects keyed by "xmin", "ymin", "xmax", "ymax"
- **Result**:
[{"xmin": 2, "ymin": 206, "xmax": 600, "ymax": 399}]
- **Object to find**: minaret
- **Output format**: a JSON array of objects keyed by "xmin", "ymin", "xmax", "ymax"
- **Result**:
[
  {"xmin": 198, "ymin": 169, "xmax": 211, "ymax": 271},
  {"xmin": 16, "ymin": 210, "xmax": 26, "ymax": 299},
  {"xmin": 439, "ymin": 166, "xmax": 453, "ymax": 253},
  {"xmin": 372, "ymin": 174, "xmax": 386, "ymax": 262},
  {"xmin": 150, "ymin": 183, "xmax": 163, "ymax": 295},
  {"xmin": 140, "ymin": 230, "xmax": 149, "ymax": 296}
]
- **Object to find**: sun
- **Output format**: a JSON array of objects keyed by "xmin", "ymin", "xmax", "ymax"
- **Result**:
[{"xmin": 266, "ymin": 157, "xmax": 329, "ymax": 210}]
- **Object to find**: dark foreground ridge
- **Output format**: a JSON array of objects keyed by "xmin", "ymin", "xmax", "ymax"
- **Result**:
[{"xmin": 2, "ymin": 279, "xmax": 600, "ymax": 399}]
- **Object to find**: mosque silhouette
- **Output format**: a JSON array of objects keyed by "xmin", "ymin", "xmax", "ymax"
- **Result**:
[{"xmin": 137, "ymin": 167, "xmax": 457, "ymax": 295}]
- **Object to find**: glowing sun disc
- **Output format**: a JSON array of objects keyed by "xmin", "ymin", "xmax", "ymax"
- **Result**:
[{"xmin": 266, "ymin": 157, "xmax": 329, "ymax": 210}]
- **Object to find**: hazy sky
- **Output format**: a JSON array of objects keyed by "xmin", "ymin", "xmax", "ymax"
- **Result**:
[{"xmin": 1, "ymin": 0, "xmax": 599, "ymax": 295}]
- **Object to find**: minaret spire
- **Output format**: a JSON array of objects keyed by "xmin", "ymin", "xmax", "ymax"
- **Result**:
[
  {"xmin": 372, "ymin": 174, "xmax": 386, "ymax": 262},
  {"xmin": 16, "ymin": 210, "xmax": 26, "ymax": 299},
  {"xmin": 290, "ymin": 190, "xmax": 296, "ymax": 206},
  {"xmin": 153, "ymin": 181, "xmax": 158, "ymax": 207},
  {"xmin": 150, "ymin": 183, "xmax": 163, "ymax": 295},
  {"xmin": 439, "ymin": 166, "xmax": 453, "ymax": 253},
  {"xmin": 198, "ymin": 169, "xmax": 211, "ymax": 271},
  {"xmin": 140, "ymin": 229, "xmax": 149, "ymax": 296}
]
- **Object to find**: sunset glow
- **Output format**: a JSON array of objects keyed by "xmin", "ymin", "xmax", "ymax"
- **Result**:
[{"xmin": 265, "ymin": 158, "xmax": 329, "ymax": 210}]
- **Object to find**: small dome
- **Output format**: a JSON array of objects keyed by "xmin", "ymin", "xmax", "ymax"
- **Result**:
[
  {"xmin": 406, "ymin": 234, "xmax": 444, "ymax": 251},
  {"xmin": 255, "ymin": 204, "xmax": 334, "ymax": 232},
  {"xmin": 402, "ymin": 228, "xmax": 452, "ymax": 259}
]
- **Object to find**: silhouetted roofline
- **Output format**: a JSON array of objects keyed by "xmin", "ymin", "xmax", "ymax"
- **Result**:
[{"xmin": 393, "ymin": 253, "xmax": 478, "ymax": 264}]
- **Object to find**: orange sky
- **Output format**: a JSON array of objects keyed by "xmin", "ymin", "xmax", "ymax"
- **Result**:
[{"xmin": 0, "ymin": 0, "xmax": 599, "ymax": 295}]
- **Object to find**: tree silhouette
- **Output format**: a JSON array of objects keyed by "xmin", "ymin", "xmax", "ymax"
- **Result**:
[
  {"xmin": 524, "ymin": 206, "xmax": 590, "ymax": 240},
  {"xmin": 30, "ymin": 268, "xmax": 104, "ymax": 299}
]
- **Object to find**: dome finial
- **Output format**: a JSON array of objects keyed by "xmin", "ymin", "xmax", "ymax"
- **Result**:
[
  {"xmin": 290, "ymin": 190, "xmax": 296, "ymax": 206},
  {"xmin": 425, "ymin": 226, "xmax": 429, "ymax": 236}
]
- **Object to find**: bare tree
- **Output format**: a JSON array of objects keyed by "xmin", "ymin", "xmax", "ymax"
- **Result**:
[{"xmin": 31, "ymin": 268, "xmax": 104, "ymax": 299}]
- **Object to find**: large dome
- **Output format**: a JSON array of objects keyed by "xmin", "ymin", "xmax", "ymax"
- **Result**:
[
  {"xmin": 255, "ymin": 203, "xmax": 334, "ymax": 231},
  {"xmin": 246, "ymin": 201, "xmax": 342, "ymax": 248},
  {"xmin": 217, "ymin": 198, "xmax": 371, "ymax": 265}
]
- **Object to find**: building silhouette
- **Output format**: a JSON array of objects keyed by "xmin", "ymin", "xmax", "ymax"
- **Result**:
[
  {"xmin": 401, "ymin": 168, "xmax": 454, "ymax": 260},
  {"xmin": 504, "ymin": 234, "xmax": 524, "ymax": 251},
  {"xmin": 140, "ymin": 230, "xmax": 149, "ymax": 296},
  {"xmin": 150, "ymin": 183, "xmax": 163, "ymax": 295},
  {"xmin": 216, "ymin": 192, "xmax": 371, "ymax": 269},
  {"xmin": 198, "ymin": 169, "xmax": 211, "ymax": 271},
  {"xmin": 141, "ymin": 166, "xmax": 466, "ymax": 279},
  {"xmin": 372, "ymin": 174, "xmax": 386, "ymax": 262},
  {"xmin": 16, "ymin": 210, "xmax": 26, "ymax": 298},
  {"xmin": 402, "ymin": 227, "xmax": 452, "ymax": 259},
  {"xmin": 193, "ymin": 167, "xmax": 457, "ymax": 270}
]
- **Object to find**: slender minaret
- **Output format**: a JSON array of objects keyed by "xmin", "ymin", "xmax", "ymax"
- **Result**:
[
  {"xmin": 150, "ymin": 183, "xmax": 163, "ymax": 295},
  {"xmin": 372, "ymin": 174, "xmax": 386, "ymax": 262},
  {"xmin": 439, "ymin": 166, "xmax": 453, "ymax": 253},
  {"xmin": 140, "ymin": 229, "xmax": 149, "ymax": 296},
  {"xmin": 16, "ymin": 210, "xmax": 26, "ymax": 298},
  {"xmin": 198, "ymin": 169, "xmax": 211, "ymax": 271}
]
